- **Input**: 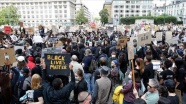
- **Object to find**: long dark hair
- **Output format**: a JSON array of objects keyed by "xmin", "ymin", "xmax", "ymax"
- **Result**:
[{"xmin": 0, "ymin": 72, "xmax": 12, "ymax": 104}]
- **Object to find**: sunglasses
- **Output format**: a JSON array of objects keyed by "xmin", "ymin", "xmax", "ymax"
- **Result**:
[{"xmin": 147, "ymin": 84, "xmax": 154, "ymax": 89}]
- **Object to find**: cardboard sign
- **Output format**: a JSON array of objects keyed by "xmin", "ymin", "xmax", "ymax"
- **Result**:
[
  {"xmin": 116, "ymin": 36, "xmax": 127, "ymax": 49},
  {"xmin": 48, "ymin": 37, "xmax": 58, "ymax": 43},
  {"xmin": 152, "ymin": 60, "xmax": 161, "ymax": 70},
  {"xmin": 33, "ymin": 35, "xmax": 43, "ymax": 43},
  {"xmin": 0, "ymin": 48, "xmax": 16, "ymax": 66},
  {"xmin": 130, "ymin": 37, "xmax": 138, "ymax": 42},
  {"xmin": 166, "ymin": 31, "xmax": 172, "ymax": 40},
  {"xmin": 27, "ymin": 27, "xmax": 34, "ymax": 35},
  {"xmin": 166, "ymin": 37, "xmax": 178, "ymax": 45},
  {"xmin": 127, "ymin": 42, "xmax": 134, "ymax": 60},
  {"xmin": 156, "ymin": 32, "xmax": 163, "ymax": 41},
  {"xmin": 137, "ymin": 32, "xmax": 152, "ymax": 47},
  {"xmin": 44, "ymin": 53, "xmax": 71, "ymax": 76}
]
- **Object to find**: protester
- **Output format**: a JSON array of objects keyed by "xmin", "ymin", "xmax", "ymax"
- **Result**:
[
  {"xmin": 27, "ymin": 56, "xmax": 36, "ymax": 70},
  {"xmin": 92, "ymin": 66, "xmax": 112, "ymax": 104},
  {"xmin": 31, "ymin": 57, "xmax": 42, "ymax": 77}
]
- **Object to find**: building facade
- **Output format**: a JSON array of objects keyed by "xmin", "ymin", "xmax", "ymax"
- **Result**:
[
  {"xmin": 103, "ymin": 1, "xmax": 112, "ymax": 24},
  {"xmin": 75, "ymin": 0, "xmax": 91, "ymax": 22},
  {"xmin": 152, "ymin": 7, "xmax": 165, "ymax": 16},
  {"xmin": 111, "ymin": 0, "xmax": 153, "ymax": 25},
  {"xmin": 153, "ymin": 0, "xmax": 186, "ymax": 24},
  {"xmin": 0, "ymin": 0, "xmax": 77, "ymax": 27}
]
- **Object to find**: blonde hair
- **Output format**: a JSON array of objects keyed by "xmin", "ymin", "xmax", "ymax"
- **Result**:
[{"xmin": 31, "ymin": 74, "xmax": 42, "ymax": 90}]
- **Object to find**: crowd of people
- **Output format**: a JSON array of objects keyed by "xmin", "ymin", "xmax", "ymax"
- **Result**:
[{"xmin": 0, "ymin": 24, "xmax": 186, "ymax": 104}]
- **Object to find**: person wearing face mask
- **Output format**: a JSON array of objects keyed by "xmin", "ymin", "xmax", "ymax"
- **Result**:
[
  {"xmin": 120, "ymin": 71, "xmax": 141, "ymax": 104},
  {"xmin": 133, "ymin": 79, "xmax": 159, "ymax": 104},
  {"xmin": 108, "ymin": 51, "xmax": 118, "ymax": 68},
  {"xmin": 73, "ymin": 69, "xmax": 88, "ymax": 104}
]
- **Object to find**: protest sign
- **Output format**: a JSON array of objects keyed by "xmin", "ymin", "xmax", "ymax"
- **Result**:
[
  {"xmin": 127, "ymin": 42, "xmax": 134, "ymax": 60},
  {"xmin": 152, "ymin": 60, "xmax": 161, "ymax": 70},
  {"xmin": 48, "ymin": 37, "xmax": 58, "ymax": 43},
  {"xmin": 166, "ymin": 31, "xmax": 172, "ymax": 40},
  {"xmin": 166, "ymin": 37, "xmax": 178, "ymax": 45},
  {"xmin": 44, "ymin": 53, "xmax": 71, "ymax": 76},
  {"xmin": 0, "ymin": 48, "xmax": 16, "ymax": 66},
  {"xmin": 33, "ymin": 35, "xmax": 43, "ymax": 43},
  {"xmin": 130, "ymin": 37, "xmax": 138, "ymax": 42},
  {"xmin": 137, "ymin": 32, "xmax": 152, "ymax": 47},
  {"xmin": 41, "ymin": 47, "xmax": 63, "ymax": 57},
  {"xmin": 116, "ymin": 36, "xmax": 127, "ymax": 49},
  {"xmin": 156, "ymin": 32, "xmax": 163, "ymax": 41}
]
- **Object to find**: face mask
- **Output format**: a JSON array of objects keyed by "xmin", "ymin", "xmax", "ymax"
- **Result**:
[
  {"xmin": 75, "ymin": 77, "xmax": 79, "ymax": 81},
  {"xmin": 128, "ymin": 74, "xmax": 132, "ymax": 80},
  {"xmin": 112, "ymin": 55, "xmax": 116, "ymax": 58}
]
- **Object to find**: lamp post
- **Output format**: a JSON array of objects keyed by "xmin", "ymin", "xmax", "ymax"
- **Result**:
[{"xmin": 164, "ymin": 0, "xmax": 167, "ymax": 24}]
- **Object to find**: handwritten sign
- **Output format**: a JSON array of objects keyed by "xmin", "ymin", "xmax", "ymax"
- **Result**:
[
  {"xmin": 156, "ymin": 32, "xmax": 163, "ymax": 41},
  {"xmin": 127, "ymin": 42, "xmax": 134, "ymax": 60},
  {"xmin": 116, "ymin": 36, "xmax": 127, "ymax": 49},
  {"xmin": 166, "ymin": 31, "xmax": 172, "ymax": 40},
  {"xmin": 137, "ymin": 32, "xmax": 152, "ymax": 47},
  {"xmin": 45, "ymin": 54, "xmax": 71, "ymax": 76},
  {"xmin": 0, "ymin": 48, "xmax": 16, "ymax": 66}
]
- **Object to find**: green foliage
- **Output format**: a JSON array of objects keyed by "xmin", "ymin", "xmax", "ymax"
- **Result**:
[
  {"xmin": 177, "ymin": 21, "xmax": 183, "ymax": 24},
  {"xmin": 0, "ymin": 5, "xmax": 20, "ymax": 25},
  {"xmin": 75, "ymin": 8, "xmax": 88, "ymax": 25},
  {"xmin": 120, "ymin": 14, "xmax": 177, "ymax": 25},
  {"xmin": 99, "ymin": 9, "xmax": 109, "ymax": 25}
]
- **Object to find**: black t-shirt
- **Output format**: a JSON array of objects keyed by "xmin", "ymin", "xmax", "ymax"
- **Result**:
[
  {"xmin": 34, "ymin": 88, "xmax": 43, "ymax": 102},
  {"xmin": 31, "ymin": 65, "xmax": 42, "ymax": 77},
  {"xmin": 167, "ymin": 95, "xmax": 179, "ymax": 104},
  {"xmin": 159, "ymin": 69, "xmax": 175, "ymax": 80},
  {"xmin": 144, "ymin": 63, "xmax": 154, "ymax": 78}
]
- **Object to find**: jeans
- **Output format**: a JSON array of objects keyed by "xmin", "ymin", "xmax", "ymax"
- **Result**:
[
  {"xmin": 84, "ymin": 73, "xmax": 94, "ymax": 94},
  {"xmin": 183, "ymin": 92, "xmax": 186, "ymax": 104}
]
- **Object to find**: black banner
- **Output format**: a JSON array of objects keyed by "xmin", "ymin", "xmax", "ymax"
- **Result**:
[{"xmin": 45, "ymin": 53, "xmax": 71, "ymax": 76}]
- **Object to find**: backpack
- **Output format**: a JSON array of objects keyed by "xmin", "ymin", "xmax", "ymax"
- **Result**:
[{"xmin": 88, "ymin": 57, "xmax": 97, "ymax": 73}]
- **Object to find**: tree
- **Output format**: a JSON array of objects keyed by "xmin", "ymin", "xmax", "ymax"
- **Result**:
[
  {"xmin": 99, "ymin": 9, "xmax": 109, "ymax": 25},
  {"xmin": 94, "ymin": 17, "xmax": 100, "ymax": 23},
  {"xmin": 75, "ymin": 8, "xmax": 88, "ymax": 25},
  {"xmin": 0, "ymin": 5, "xmax": 20, "ymax": 25}
]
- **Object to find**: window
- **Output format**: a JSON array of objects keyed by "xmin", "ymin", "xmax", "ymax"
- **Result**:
[
  {"xmin": 26, "ymin": 3, "xmax": 29, "ymax": 5},
  {"xmin": 64, "ymin": 14, "xmax": 67, "ymax": 18},
  {"xmin": 55, "ymin": 10, "xmax": 58, "ymax": 13},
  {"xmin": 126, "ymin": 1, "xmax": 130, "ymax": 3},
  {"xmin": 125, "ymin": 14, "xmax": 129, "ymax": 17},
  {"xmin": 131, "ymin": 14, "xmax": 134, "ymax": 16},
  {"xmin": 54, "ymin": 2, "xmax": 57, "ymax": 4},
  {"xmin": 28, "ymin": 16, "xmax": 30, "ymax": 18},
  {"xmin": 142, "ymin": 10, "xmax": 146, "ymax": 13},
  {"xmin": 136, "ymin": 14, "xmax": 139, "ymax": 16},
  {"xmin": 131, "ymin": 10, "xmax": 134, "ymax": 13},
  {"xmin": 120, "ymin": 15, "xmax": 123, "ymax": 17},
  {"xmin": 120, "ymin": 6, "xmax": 124, "ymax": 8},
  {"xmin": 64, "ymin": 10, "xmax": 67, "ymax": 13},
  {"xmin": 126, "ymin": 10, "xmax": 129, "ymax": 13},
  {"xmin": 136, "ymin": 10, "xmax": 139, "ymax": 13},
  {"xmin": 131, "ymin": 5, "xmax": 135, "ymax": 8},
  {"xmin": 55, "ymin": 15, "xmax": 58, "ymax": 18},
  {"xmin": 126, "ymin": 5, "xmax": 129, "ymax": 8},
  {"xmin": 136, "ymin": 5, "xmax": 140, "ymax": 8},
  {"xmin": 114, "ymin": 6, "xmax": 118, "ymax": 8},
  {"xmin": 114, "ymin": 10, "xmax": 118, "ymax": 13},
  {"xmin": 63, "ymin": 1, "xmax": 66, "ymax": 4},
  {"xmin": 120, "ymin": 10, "xmax": 123, "ymax": 13},
  {"xmin": 32, "ymin": 16, "xmax": 34, "ymax": 18},
  {"xmin": 64, "ymin": 5, "xmax": 67, "ymax": 8},
  {"xmin": 27, "ymin": 11, "xmax": 30, "ymax": 14},
  {"xmin": 46, "ymin": 15, "xmax": 48, "ymax": 18}
]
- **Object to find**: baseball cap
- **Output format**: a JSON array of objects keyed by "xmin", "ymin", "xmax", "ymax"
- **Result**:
[
  {"xmin": 17, "ymin": 56, "xmax": 25, "ymax": 62},
  {"xmin": 164, "ymin": 79, "xmax": 175, "ymax": 88}
]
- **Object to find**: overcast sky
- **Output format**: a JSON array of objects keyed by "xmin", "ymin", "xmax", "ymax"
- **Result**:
[{"xmin": 81, "ymin": 0, "xmax": 105, "ymax": 17}]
